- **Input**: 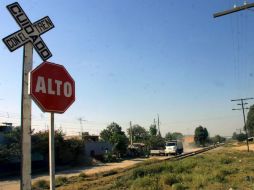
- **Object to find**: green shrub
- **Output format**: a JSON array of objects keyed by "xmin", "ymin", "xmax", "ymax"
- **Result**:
[
  {"xmin": 112, "ymin": 175, "xmax": 132, "ymax": 189},
  {"xmin": 172, "ymin": 183, "xmax": 187, "ymax": 190},
  {"xmin": 78, "ymin": 172, "xmax": 87, "ymax": 178},
  {"xmin": 130, "ymin": 176, "xmax": 161, "ymax": 190},
  {"xmin": 55, "ymin": 176, "xmax": 68, "ymax": 187},
  {"xmin": 32, "ymin": 180, "xmax": 49, "ymax": 190},
  {"xmin": 160, "ymin": 173, "xmax": 180, "ymax": 186},
  {"xmin": 220, "ymin": 157, "xmax": 233, "ymax": 164},
  {"xmin": 132, "ymin": 167, "xmax": 145, "ymax": 178},
  {"xmin": 214, "ymin": 170, "xmax": 227, "ymax": 183},
  {"xmin": 132, "ymin": 163, "xmax": 167, "ymax": 179},
  {"xmin": 103, "ymin": 152, "xmax": 117, "ymax": 162},
  {"xmin": 191, "ymin": 174, "xmax": 208, "ymax": 189},
  {"xmin": 102, "ymin": 170, "xmax": 118, "ymax": 177}
]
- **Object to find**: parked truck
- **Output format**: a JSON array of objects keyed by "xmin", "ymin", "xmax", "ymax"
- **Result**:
[
  {"xmin": 164, "ymin": 140, "xmax": 183, "ymax": 155},
  {"xmin": 150, "ymin": 140, "xmax": 184, "ymax": 156}
]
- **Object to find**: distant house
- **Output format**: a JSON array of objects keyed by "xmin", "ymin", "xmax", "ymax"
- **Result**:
[
  {"xmin": 64, "ymin": 132, "xmax": 113, "ymax": 157},
  {"xmin": 82, "ymin": 132, "xmax": 112, "ymax": 157}
]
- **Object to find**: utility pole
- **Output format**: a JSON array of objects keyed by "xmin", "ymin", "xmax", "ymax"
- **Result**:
[
  {"xmin": 213, "ymin": 2, "xmax": 254, "ymax": 18},
  {"xmin": 236, "ymin": 128, "xmax": 242, "ymax": 134},
  {"xmin": 153, "ymin": 118, "xmax": 156, "ymax": 126},
  {"xmin": 78, "ymin": 117, "xmax": 86, "ymax": 137},
  {"xmin": 130, "ymin": 121, "xmax": 133, "ymax": 146},
  {"xmin": 231, "ymin": 98, "xmax": 254, "ymax": 152},
  {"xmin": 157, "ymin": 114, "xmax": 161, "ymax": 137}
]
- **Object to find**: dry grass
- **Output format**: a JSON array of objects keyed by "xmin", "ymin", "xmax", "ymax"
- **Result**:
[{"xmin": 46, "ymin": 144, "xmax": 254, "ymax": 190}]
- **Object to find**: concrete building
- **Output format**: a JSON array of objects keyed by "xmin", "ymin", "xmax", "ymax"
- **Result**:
[
  {"xmin": 82, "ymin": 132, "xmax": 112, "ymax": 157},
  {"xmin": 84, "ymin": 141, "xmax": 112, "ymax": 157},
  {"xmin": 65, "ymin": 132, "xmax": 113, "ymax": 157}
]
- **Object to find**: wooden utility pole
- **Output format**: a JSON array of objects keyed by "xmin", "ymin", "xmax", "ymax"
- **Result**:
[
  {"xmin": 130, "ymin": 121, "xmax": 133, "ymax": 146},
  {"xmin": 213, "ymin": 2, "xmax": 254, "ymax": 18},
  {"xmin": 21, "ymin": 42, "xmax": 33, "ymax": 190},
  {"xmin": 236, "ymin": 128, "xmax": 242, "ymax": 134},
  {"xmin": 231, "ymin": 98, "xmax": 254, "ymax": 152},
  {"xmin": 78, "ymin": 117, "xmax": 86, "ymax": 137},
  {"xmin": 157, "ymin": 114, "xmax": 161, "ymax": 137}
]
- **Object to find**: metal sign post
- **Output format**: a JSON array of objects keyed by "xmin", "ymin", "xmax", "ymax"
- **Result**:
[
  {"xmin": 2, "ymin": 2, "xmax": 54, "ymax": 190},
  {"xmin": 50, "ymin": 113, "xmax": 55, "ymax": 190}
]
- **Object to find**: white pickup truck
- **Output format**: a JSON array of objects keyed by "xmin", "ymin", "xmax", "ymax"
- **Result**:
[{"xmin": 164, "ymin": 140, "xmax": 183, "ymax": 155}]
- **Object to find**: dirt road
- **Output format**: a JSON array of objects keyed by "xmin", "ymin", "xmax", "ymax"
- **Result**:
[{"xmin": 233, "ymin": 142, "xmax": 254, "ymax": 151}]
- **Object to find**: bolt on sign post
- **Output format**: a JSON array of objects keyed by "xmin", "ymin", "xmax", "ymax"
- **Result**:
[
  {"xmin": 2, "ymin": 2, "xmax": 54, "ymax": 190},
  {"xmin": 29, "ymin": 62, "xmax": 75, "ymax": 190}
]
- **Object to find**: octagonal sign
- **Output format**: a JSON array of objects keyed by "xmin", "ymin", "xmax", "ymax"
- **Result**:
[{"xmin": 29, "ymin": 61, "xmax": 75, "ymax": 113}]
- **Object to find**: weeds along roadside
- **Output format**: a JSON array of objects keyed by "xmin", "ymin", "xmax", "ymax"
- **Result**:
[{"xmin": 33, "ymin": 145, "xmax": 254, "ymax": 190}]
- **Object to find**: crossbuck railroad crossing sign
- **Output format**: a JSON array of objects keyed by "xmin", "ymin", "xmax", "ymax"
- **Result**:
[{"xmin": 2, "ymin": 2, "xmax": 54, "ymax": 61}]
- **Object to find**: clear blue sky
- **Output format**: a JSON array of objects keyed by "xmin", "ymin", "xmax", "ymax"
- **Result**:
[{"xmin": 1, "ymin": 0, "xmax": 254, "ymax": 136}]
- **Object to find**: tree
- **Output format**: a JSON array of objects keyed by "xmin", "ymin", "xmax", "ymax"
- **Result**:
[
  {"xmin": 211, "ymin": 135, "xmax": 226, "ymax": 143},
  {"xmin": 149, "ymin": 124, "xmax": 157, "ymax": 136},
  {"xmin": 165, "ymin": 132, "xmax": 172, "ymax": 141},
  {"xmin": 232, "ymin": 132, "xmax": 246, "ymax": 142},
  {"xmin": 165, "ymin": 132, "xmax": 183, "ymax": 141},
  {"xmin": 0, "ymin": 127, "xmax": 21, "ymax": 163},
  {"xmin": 100, "ymin": 122, "xmax": 128, "ymax": 154},
  {"xmin": 232, "ymin": 132, "xmax": 237, "ymax": 140},
  {"xmin": 246, "ymin": 105, "xmax": 254, "ymax": 136},
  {"xmin": 0, "ymin": 127, "xmax": 84, "ymax": 166},
  {"xmin": 32, "ymin": 129, "xmax": 84, "ymax": 165},
  {"xmin": 171, "ymin": 132, "xmax": 183, "ymax": 140},
  {"xmin": 147, "ymin": 135, "xmax": 165, "ymax": 149},
  {"xmin": 194, "ymin": 126, "xmax": 209, "ymax": 146},
  {"xmin": 127, "ymin": 124, "xmax": 149, "ymax": 143}
]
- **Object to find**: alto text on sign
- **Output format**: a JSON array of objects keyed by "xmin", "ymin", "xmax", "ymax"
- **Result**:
[{"xmin": 35, "ymin": 77, "xmax": 73, "ymax": 97}]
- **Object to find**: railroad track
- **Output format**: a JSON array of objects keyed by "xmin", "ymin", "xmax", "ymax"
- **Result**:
[{"xmin": 165, "ymin": 144, "xmax": 223, "ymax": 161}]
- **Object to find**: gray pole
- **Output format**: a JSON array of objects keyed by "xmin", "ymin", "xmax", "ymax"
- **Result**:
[
  {"xmin": 241, "ymin": 99, "xmax": 250, "ymax": 152},
  {"xmin": 130, "ymin": 121, "xmax": 133, "ymax": 146},
  {"xmin": 157, "ymin": 114, "xmax": 161, "ymax": 136},
  {"xmin": 21, "ymin": 42, "xmax": 33, "ymax": 190},
  {"xmin": 49, "ymin": 113, "xmax": 55, "ymax": 190}
]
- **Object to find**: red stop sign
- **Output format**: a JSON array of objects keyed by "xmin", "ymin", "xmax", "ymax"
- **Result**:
[{"xmin": 29, "ymin": 61, "xmax": 75, "ymax": 113}]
